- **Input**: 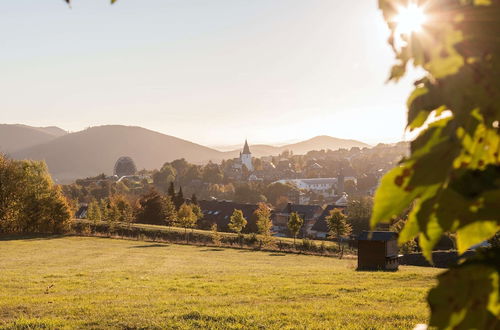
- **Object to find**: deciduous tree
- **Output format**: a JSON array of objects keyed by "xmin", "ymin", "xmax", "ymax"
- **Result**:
[
  {"xmin": 228, "ymin": 209, "xmax": 247, "ymax": 247},
  {"xmin": 0, "ymin": 156, "xmax": 71, "ymax": 234},
  {"xmin": 176, "ymin": 203, "xmax": 197, "ymax": 242},
  {"xmin": 287, "ymin": 212, "xmax": 304, "ymax": 247},
  {"xmin": 326, "ymin": 208, "xmax": 352, "ymax": 254},
  {"xmin": 135, "ymin": 190, "xmax": 176, "ymax": 225},
  {"xmin": 255, "ymin": 203, "xmax": 272, "ymax": 237}
]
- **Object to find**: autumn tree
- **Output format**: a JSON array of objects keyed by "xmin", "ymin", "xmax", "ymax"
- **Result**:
[
  {"xmin": 86, "ymin": 199, "xmax": 102, "ymax": 224},
  {"xmin": 326, "ymin": 208, "xmax": 352, "ymax": 255},
  {"xmin": 135, "ymin": 190, "xmax": 176, "ymax": 226},
  {"xmin": 111, "ymin": 195, "xmax": 134, "ymax": 226},
  {"xmin": 152, "ymin": 163, "xmax": 176, "ymax": 193},
  {"xmin": 287, "ymin": 212, "xmax": 304, "ymax": 247},
  {"xmin": 176, "ymin": 203, "xmax": 197, "ymax": 243},
  {"xmin": 210, "ymin": 223, "xmax": 222, "ymax": 247},
  {"xmin": 0, "ymin": 156, "xmax": 71, "ymax": 234},
  {"xmin": 346, "ymin": 196, "xmax": 373, "ymax": 235},
  {"xmin": 228, "ymin": 209, "xmax": 247, "ymax": 247},
  {"xmin": 255, "ymin": 203, "xmax": 272, "ymax": 237},
  {"xmin": 191, "ymin": 204, "xmax": 203, "ymax": 225}
]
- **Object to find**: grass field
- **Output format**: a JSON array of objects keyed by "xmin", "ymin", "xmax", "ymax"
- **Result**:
[{"xmin": 0, "ymin": 236, "xmax": 440, "ymax": 329}]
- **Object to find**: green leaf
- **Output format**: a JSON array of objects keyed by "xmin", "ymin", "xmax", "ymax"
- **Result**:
[
  {"xmin": 456, "ymin": 221, "xmax": 500, "ymax": 254},
  {"xmin": 370, "ymin": 164, "xmax": 422, "ymax": 227},
  {"xmin": 428, "ymin": 250, "xmax": 500, "ymax": 329},
  {"xmin": 419, "ymin": 223, "xmax": 443, "ymax": 262}
]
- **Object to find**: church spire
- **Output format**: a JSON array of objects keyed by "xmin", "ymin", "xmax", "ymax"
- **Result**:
[{"xmin": 242, "ymin": 139, "xmax": 251, "ymax": 154}]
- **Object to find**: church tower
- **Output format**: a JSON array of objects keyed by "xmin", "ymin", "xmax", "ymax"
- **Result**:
[{"xmin": 240, "ymin": 139, "xmax": 253, "ymax": 172}]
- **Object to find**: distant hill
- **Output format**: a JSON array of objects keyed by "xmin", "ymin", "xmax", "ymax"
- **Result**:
[
  {"xmin": 12, "ymin": 125, "xmax": 224, "ymax": 182},
  {"xmin": 0, "ymin": 124, "xmax": 67, "ymax": 154},
  {"xmin": 223, "ymin": 135, "xmax": 370, "ymax": 158},
  {"xmin": 8, "ymin": 124, "xmax": 371, "ymax": 183}
]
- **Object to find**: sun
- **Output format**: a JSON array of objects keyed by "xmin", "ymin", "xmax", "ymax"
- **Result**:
[{"xmin": 393, "ymin": 3, "xmax": 427, "ymax": 35}]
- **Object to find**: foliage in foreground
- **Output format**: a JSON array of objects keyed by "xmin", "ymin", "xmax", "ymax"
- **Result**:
[
  {"xmin": 0, "ymin": 155, "xmax": 71, "ymax": 234},
  {"xmin": 374, "ymin": 0, "xmax": 500, "ymax": 328}
]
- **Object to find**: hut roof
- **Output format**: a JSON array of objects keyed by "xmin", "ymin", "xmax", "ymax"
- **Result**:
[{"xmin": 358, "ymin": 231, "xmax": 398, "ymax": 241}]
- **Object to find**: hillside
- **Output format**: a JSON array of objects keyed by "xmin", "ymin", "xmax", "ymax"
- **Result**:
[
  {"xmin": 8, "ymin": 124, "xmax": 371, "ymax": 182},
  {"xmin": 224, "ymin": 135, "xmax": 370, "ymax": 158},
  {"xmin": 0, "ymin": 124, "xmax": 67, "ymax": 154},
  {"xmin": 12, "ymin": 125, "xmax": 224, "ymax": 182},
  {"xmin": 0, "ymin": 236, "xmax": 438, "ymax": 329}
]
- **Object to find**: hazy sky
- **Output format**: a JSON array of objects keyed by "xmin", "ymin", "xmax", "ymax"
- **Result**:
[{"xmin": 0, "ymin": 0, "xmax": 420, "ymax": 147}]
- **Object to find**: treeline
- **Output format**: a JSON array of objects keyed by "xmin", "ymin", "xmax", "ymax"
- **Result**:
[
  {"xmin": 72, "ymin": 220, "xmax": 343, "ymax": 257},
  {"xmin": 0, "ymin": 155, "xmax": 72, "ymax": 234},
  {"xmin": 85, "ymin": 183, "xmax": 203, "ymax": 236},
  {"xmin": 62, "ymin": 170, "xmax": 302, "ymax": 209},
  {"xmin": 83, "ymin": 183, "xmax": 277, "ymax": 242}
]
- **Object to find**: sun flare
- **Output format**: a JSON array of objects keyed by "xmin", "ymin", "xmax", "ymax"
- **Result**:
[{"xmin": 394, "ymin": 3, "xmax": 427, "ymax": 35}]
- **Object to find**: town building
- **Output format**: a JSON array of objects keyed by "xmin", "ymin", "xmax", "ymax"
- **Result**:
[
  {"xmin": 273, "ymin": 203, "xmax": 323, "ymax": 237},
  {"xmin": 309, "ymin": 195, "xmax": 349, "ymax": 238},
  {"xmin": 240, "ymin": 140, "xmax": 253, "ymax": 172},
  {"xmin": 198, "ymin": 200, "xmax": 260, "ymax": 233},
  {"xmin": 227, "ymin": 140, "xmax": 254, "ymax": 180},
  {"xmin": 274, "ymin": 177, "xmax": 356, "ymax": 198}
]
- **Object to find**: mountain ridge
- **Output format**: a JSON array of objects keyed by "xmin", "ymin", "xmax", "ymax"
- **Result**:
[
  {"xmin": 5, "ymin": 124, "xmax": 370, "ymax": 182},
  {"xmin": 0, "ymin": 124, "xmax": 68, "ymax": 154}
]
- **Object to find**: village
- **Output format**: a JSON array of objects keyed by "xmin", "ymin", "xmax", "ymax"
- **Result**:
[{"xmin": 69, "ymin": 140, "xmax": 409, "ymax": 239}]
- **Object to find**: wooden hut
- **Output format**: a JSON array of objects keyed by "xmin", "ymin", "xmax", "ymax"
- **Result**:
[{"xmin": 357, "ymin": 231, "xmax": 399, "ymax": 271}]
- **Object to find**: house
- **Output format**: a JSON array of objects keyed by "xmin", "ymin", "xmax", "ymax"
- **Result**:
[
  {"xmin": 75, "ymin": 204, "xmax": 88, "ymax": 219},
  {"xmin": 274, "ymin": 177, "xmax": 356, "ymax": 198},
  {"xmin": 309, "ymin": 196, "xmax": 349, "ymax": 238},
  {"xmin": 198, "ymin": 200, "xmax": 260, "ymax": 233},
  {"xmin": 357, "ymin": 231, "xmax": 399, "ymax": 271},
  {"xmin": 273, "ymin": 203, "xmax": 323, "ymax": 237}
]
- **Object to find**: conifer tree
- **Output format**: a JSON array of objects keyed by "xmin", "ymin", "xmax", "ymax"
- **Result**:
[
  {"xmin": 190, "ymin": 193, "xmax": 198, "ymax": 205},
  {"xmin": 167, "ymin": 182, "xmax": 176, "ymax": 200},
  {"xmin": 174, "ymin": 186, "xmax": 185, "ymax": 210},
  {"xmin": 87, "ymin": 200, "xmax": 102, "ymax": 224},
  {"xmin": 99, "ymin": 199, "xmax": 109, "ymax": 221}
]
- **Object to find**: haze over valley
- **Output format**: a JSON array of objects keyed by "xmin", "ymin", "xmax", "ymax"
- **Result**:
[{"xmin": 2, "ymin": 124, "xmax": 371, "ymax": 181}]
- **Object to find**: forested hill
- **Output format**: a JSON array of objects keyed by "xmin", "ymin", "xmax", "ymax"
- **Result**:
[
  {"xmin": 7, "ymin": 124, "xmax": 370, "ymax": 182},
  {"xmin": 11, "ymin": 125, "xmax": 224, "ymax": 182}
]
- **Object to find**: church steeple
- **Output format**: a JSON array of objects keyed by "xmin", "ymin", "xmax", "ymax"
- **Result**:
[{"xmin": 242, "ymin": 139, "xmax": 251, "ymax": 155}]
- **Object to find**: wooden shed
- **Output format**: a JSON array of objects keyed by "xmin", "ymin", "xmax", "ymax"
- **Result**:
[{"xmin": 357, "ymin": 231, "xmax": 399, "ymax": 271}]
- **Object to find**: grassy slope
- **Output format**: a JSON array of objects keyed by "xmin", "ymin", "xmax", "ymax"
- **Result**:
[{"xmin": 0, "ymin": 236, "xmax": 440, "ymax": 329}]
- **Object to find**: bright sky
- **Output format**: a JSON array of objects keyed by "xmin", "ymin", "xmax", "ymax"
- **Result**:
[{"xmin": 0, "ymin": 0, "xmax": 420, "ymax": 147}]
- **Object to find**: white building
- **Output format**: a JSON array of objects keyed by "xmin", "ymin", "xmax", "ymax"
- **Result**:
[
  {"xmin": 274, "ymin": 177, "xmax": 356, "ymax": 197},
  {"xmin": 240, "ymin": 140, "xmax": 253, "ymax": 172}
]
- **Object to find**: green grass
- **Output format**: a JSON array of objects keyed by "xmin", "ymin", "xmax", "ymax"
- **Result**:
[{"xmin": 0, "ymin": 236, "xmax": 440, "ymax": 329}]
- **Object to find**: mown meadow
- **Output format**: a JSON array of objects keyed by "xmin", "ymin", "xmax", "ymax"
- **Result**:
[{"xmin": 0, "ymin": 236, "xmax": 440, "ymax": 329}]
